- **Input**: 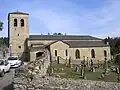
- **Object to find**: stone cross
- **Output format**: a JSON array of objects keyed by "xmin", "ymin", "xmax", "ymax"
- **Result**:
[
  {"xmin": 97, "ymin": 60, "xmax": 100, "ymax": 68},
  {"xmin": 104, "ymin": 57, "xmax": 108, "ymax": 74},
  {"xmin": 82, "ymin": 56, "xmax": 86, "ymax": 79},
  {"xmin": 86, "ymin": 57, "xmax": 89, "ymax": 67},
  {"xmin": 90, "ymin": 59, "xmax": 95, "ymax": 72},
  {"xmin": 75, "ymin": 65, "xmax": 79, "ymax": 72}
]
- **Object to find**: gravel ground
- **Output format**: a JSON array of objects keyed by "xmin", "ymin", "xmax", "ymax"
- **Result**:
[{"xmin": 0, "ymin": 69, "xmax": 14, "ymax": 90}]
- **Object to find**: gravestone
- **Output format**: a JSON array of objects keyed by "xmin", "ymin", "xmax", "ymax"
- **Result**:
[
  {"xmin": 75, "ymin": 66, "xmax": 79, "ymax": 72},
  {"xmin": 116, "ymin": 67, "xmax": 120, "ymax": 74},
  {"xmin": 57, "ymin": 57, "xmax": 59, "ymax": 64},
  {"xmin": 90, "ymin": 59, "xmax": 95, "ymax": 72},
  {"xmin": 51, "ymin": 68, "xmax": 54, "ymax": 74},
  {"xmin": 68, "ymin": 57, "xmax": 72, "ymax": 68},
  {"xmin": 81, "ymin": 58, "xmax": 86, "ymax": 79},
  {"xmin": 97, "ymin": 60, "xmax": 100, "ymax": 68},
  {"xmin": 61, "ymin": 68, "xmax": 64, "ymax": 71},
  {"xmin": 117, "ymin": 75, "xmax": 120, "ymax": 82},
  {"xmin": 93, "ymin": 67, "xmax": 95, "ymax": 72},
  {"xmin": 86, "ymin": 57, "xmax": 89, "ymax": 67},
  {"xmin": 3, "ymin": 50, "xmax": 5, "ymax": 57},
  {"xmin": 104, "ymin": 58, "xmax": 108, "ymax": 74}
]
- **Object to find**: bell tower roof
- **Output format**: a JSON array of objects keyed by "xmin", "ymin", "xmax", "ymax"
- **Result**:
[
  {"xmin": 8, "ymin": 11, "xmax": 29, "ymax": 20},
  {"xmin": 8, "ymin": 11, "xmax": 29, "ymax": 15}
]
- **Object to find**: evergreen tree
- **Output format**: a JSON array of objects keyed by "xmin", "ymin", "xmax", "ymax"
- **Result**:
[{"xmin": 0, "ymin": 20, "xmax": 3, "ymax": 31}]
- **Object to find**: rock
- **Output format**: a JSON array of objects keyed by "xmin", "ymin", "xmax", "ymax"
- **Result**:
[
  {"xmin": 100, "ymin": 73, "xmax": 105, "ymax": 79},
  {"xmin": 93, "ymin": 68, "xmax": 95, "ymax": 72},
  {"xmin": 61, "ymin": 68, "xmax": 64, "ymax": 71},
  {"xmin": 13, "ymin": 69, "xmax": 120, "ymax": 90},
  {"xmin": 51, "ymin": 68, "xmax": 54, "ymax": 73},
  {"xmin": 55, "ymin": 75, "xmax": 60, "ymax": 78},
  {"xmin": 54, "ymin": 68, "xmax": 57, "ymax": 71}
]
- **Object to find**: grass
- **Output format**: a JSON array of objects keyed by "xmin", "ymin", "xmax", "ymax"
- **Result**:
[{"xmin": 47, "ymin": 63, "xmax": 119, "ymax": 82}]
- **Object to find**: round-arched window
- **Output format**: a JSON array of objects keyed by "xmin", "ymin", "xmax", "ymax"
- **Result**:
[
  {"xmin": 21, "ymin": 19, "xmax": 24, "ymax": 27},
  {"xmin": 91, "ymin": 49, "xmax": 95, "ymax": 58},
  {"xmin": 55, "ymin": 50, "xmax": 57, "ymax": 56},
  {"xmin": 65, "ymin": 50, "xmax": 68, "ymax": 56},
  {"xmin": 75, "ymin": 49, "xmax": 80, "ymax": 59},
  {"xmin": 14, "ymin": 19, "xmax": 17, "ymax": 27},
  {"xmin": 104, "ymin": 50, "xmax": 107, "ymax": 57}
]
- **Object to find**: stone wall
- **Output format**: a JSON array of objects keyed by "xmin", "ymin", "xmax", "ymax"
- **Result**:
[
  {"xmin": 69, "ymin": 47, "xmax": 111, "ymax": 61},
  {"xmin": 50, "ymin": 40, "xmax": 111, "ymax": 64},
  {"xmin": 8, "ymin": 13, "xmax": 29, "ymax": 57},
  {"xmin": 13, "ymin": 76, "xmax": 120, "ymax": 90},
  {"xmin": 28, "ymin": 40, "xmax": 54, "ymax": 47},
  {"xmin": 50, "ymin": 41, "xmax": 69, "ymax": 60},
  {"xmin": 14, "ymin": 49, "xmax": 50, "ymax": 80},
  {"xmin": 37, "ymin": 50, "xmax": 50, "ymax": 76}
]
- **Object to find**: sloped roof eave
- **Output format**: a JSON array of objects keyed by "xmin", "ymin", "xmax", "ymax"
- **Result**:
[{"xmin": 45, "ymin": 40, "xmax": 70, "ymax": 47}]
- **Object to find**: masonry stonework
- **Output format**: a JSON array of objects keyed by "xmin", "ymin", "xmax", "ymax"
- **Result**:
[
  {"xmin": 8, "ymin": 12, "xmax": 29, "ymax": 60},
  {"xmin": 8, "ymin": 11, "xmax": 111, "ymax": 63},
  {"xmin": 69, "ymin": 47, "xmax": 111, "ymax": 61}
]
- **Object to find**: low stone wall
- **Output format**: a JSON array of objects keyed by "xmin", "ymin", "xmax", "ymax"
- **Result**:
[
  {"xmin": 13, "ymin": 76, "xmax": 120, "ymax": 90},
  {"xmin": 38, "ymin": 53, "xmax": 50, "ymax": 76}
]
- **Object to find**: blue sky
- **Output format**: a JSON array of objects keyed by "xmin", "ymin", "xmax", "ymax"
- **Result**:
[{"xmin": 0, "ymin": 0, "xmax": 120, "ymax": 38}]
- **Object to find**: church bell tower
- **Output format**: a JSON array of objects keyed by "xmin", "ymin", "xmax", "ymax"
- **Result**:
[{"xmin": 8, "ymin": 11, "xmax": 29, "ymax": 60}]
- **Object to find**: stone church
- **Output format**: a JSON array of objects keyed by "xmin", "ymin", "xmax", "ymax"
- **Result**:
[{"xmin": 8, "ymin": 11, "xmax": 111, "ymax": 64}]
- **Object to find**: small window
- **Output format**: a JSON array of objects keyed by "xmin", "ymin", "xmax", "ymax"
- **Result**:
[
  {"xmin": 14, "ymin": 19, "xmax": 17, "ymax": 27},
  {"xmin": 55, "ymin": 50, "xmax": 57, "ymax": 56},
  {"xmin": 75, "ymin": 49, "xmax": 80, "ymax": 59},
  {"xmin": 18, "ymin": 34, "xmax": 19, "ymax": 36},
  {"xmin": 104, "ymin": 50, "xmax": 107, "ymax": 57},
  {"xmin": 66, "ymin": 50, "xmax": 68, "ymax": 56},
  {"xmin": 21, "ymin": 19, "xmax": 24, "ymax": 27},
  {"xmin": 18, "ymin": 46, "xmax": 21, "ymax": 49}
]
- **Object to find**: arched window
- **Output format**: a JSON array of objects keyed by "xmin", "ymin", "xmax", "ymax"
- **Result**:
[
  {"xmin": 65, "ymin": 50, "xmax": 68, "ymax": 56},
  {"xmin": 14, "ymin": 19, "xmax": 17, "ymax": 27},
  {"xmin": 75, "ymin": 49, "xmax": 80, "ymax": 59},
  {"xmin": 55, "ymin": 50, "xmax": 57, "ymax": 56},
  {"xmin": 91, "ymin": 49, "xmax": 95, "ymax": 58},
  {"xmin": 20, "ymin": 19, "xmax": 24, "ymax": 27},
  {"xmin": 104, "ymin": 50, "xmax": 107, "ymax": 57}
]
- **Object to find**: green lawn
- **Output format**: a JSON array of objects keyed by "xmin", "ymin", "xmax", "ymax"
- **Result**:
[{"xmin": 47, "ymin": 63, "xmax": 119, "ymax": 82}]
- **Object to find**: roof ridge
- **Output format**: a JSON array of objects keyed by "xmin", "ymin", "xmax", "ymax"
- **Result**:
[
  {"xmin": 29, "ymin": 35, "xmax": 91, "ymax": 36},
  {"xmin": 29, "ymin": 35, "xmax": 102, "ymax": 40},
  {"xmin": 9, "ymin": 11, "xmax": 29, "ymax": 15}
]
